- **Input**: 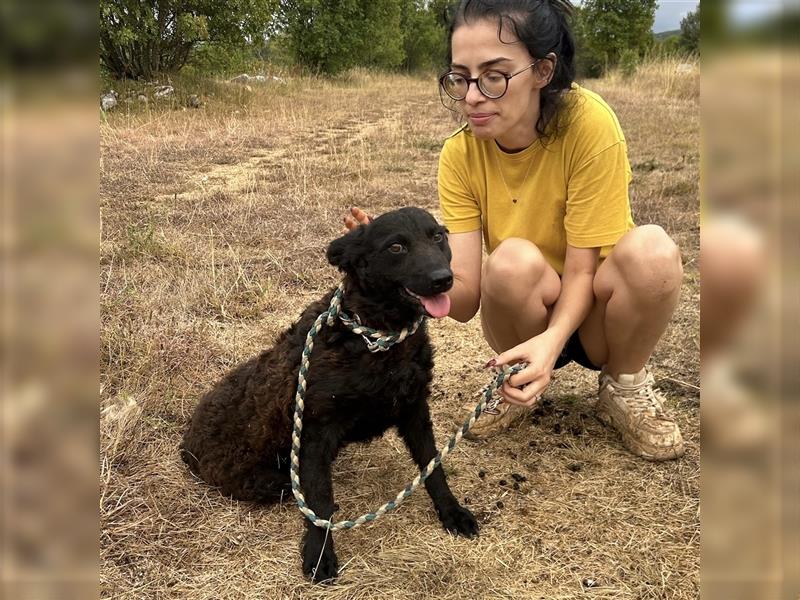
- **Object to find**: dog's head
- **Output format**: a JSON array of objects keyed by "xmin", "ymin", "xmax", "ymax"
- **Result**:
[{"xmin": 326, "ymin": 207, "xmax": 453, "ymax": 318}]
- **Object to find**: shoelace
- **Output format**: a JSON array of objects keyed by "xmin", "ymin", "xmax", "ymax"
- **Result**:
[{"xmin": 611, "ymin": 374, "xmax": 674, "ymax": 421}]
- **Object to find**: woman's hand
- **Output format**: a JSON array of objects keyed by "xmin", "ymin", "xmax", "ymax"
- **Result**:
[
  {"xmin": 343, "ymin": 206, "xmax": 372, "ymax": 231},
  {"xmin": 488, "ymin": 330, "xmax": 565, "ymax": 407}
]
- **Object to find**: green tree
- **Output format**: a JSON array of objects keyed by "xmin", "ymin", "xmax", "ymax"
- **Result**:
[
  {"xmin": 400, "ymin": 0, "xmax": 447, "ymax": 72},
  {"xmin": 655, "ymin": 34, "xmax": 682, "ymax": 57},
  {"xmin": 679, "ymin": 6, "xmax": 700, "ymax": 54},
  {"xmin": 576, "ymin": 0, "xmax": 658, "ymax": 76},
  {"xmin": 282, "ymin": 0, "xmax": 404, "ymax": 74},
  {"xmin": 100, "ymin": 0, "xmax": 277, "ymax": 80}
]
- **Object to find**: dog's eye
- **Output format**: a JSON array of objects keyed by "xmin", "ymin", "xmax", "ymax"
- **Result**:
[
  {"xmin": 432, "ymin": 232, "xmax": 444, "ymax": 243},
  {"xmin": 388, "ymin": 243, "xmax": 405, "ymax": 254}
]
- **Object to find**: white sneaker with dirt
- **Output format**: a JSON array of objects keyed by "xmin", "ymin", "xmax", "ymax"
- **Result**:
[
  {"xmin": 456, "ymin": 398, "xmax": 529, "ymax": 440},
  {"xmin": 596, "ymin": 367, "xmax": 685, "ymax": 461}
]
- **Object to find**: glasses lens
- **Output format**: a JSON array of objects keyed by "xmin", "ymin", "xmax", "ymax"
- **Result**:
[
  {"xmin": 478, "ymin": 71, "xmax": 508, "ymax": 98},
  {"xmin": 442, "ymin": 73, "xmax": 468, "ymax": 100}
]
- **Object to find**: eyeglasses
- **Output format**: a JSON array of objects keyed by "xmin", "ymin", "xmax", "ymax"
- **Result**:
[{"xmin": 438, "ymin": 62, "xmax": 539, "ymax": 101}]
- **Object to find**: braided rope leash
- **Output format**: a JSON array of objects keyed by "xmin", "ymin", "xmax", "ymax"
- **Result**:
[{"xmin": 289, "ymin": 282, "xmax": 525, "ymax": 531}]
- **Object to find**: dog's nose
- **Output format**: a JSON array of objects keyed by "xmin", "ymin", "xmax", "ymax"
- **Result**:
[{"xmin": 429, "ymin": 269, "xmax": 454, "ymax": 293}]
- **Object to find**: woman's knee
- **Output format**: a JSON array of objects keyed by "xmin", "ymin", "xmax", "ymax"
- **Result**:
[
  {"xmin": 481, "ymin": 238, "xmax": 558, "ymax": 302},
  {"xmin": 610, "ymin": 225, "xmax": 683, "ymax": 298}
]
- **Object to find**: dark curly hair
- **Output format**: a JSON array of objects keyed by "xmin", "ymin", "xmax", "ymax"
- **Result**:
[{"xmin": 443, "ymin": 0, "xmax": 577, "ymax": 144}]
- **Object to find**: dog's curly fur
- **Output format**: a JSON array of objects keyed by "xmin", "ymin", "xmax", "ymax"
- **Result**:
[{"xmin": 181, "ymin": 207, "xmax": 478, "ymax": 582}]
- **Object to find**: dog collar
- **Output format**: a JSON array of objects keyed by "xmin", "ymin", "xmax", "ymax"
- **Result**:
[
  {"xmin": 338, "ymin": 311, "xmax": 425, "ymax": 353},
  {"xmin": 325, "ymin": 282, "xmax": 425, "ymax": 353}
]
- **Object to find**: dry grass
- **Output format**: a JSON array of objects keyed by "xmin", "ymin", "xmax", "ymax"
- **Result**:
[{"xmin": 101, "ymin": 63, "xmax": 699, "ymax": 599}]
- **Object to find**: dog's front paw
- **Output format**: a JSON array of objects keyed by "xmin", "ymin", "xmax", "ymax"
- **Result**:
[
  {"xmin": 302, "ymin": 536, "xmax": 339, "ymax": 583},
  {"xmin": 439, "ymin": 504, "xmax": 479, "ymax": 538}
]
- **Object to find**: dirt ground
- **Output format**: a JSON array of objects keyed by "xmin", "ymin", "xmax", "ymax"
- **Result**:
[{"xmin": 101, "ymin": 64, "xmax": 699, "ymax": 599}]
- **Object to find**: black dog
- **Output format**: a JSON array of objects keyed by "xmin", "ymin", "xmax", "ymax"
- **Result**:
[{"xmin": 181, "ymin": 207, "xmax": 478, "ymax": 582}]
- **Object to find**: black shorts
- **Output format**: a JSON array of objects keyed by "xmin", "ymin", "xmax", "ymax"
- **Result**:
[{"xmin": 553, "ymin": 330, "xmax": 600, "ymax": 371}]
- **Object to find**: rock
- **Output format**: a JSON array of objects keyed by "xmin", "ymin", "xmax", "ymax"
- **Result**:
[
  {"xmin": 137, "ymin": 94, "xmax": 148, "ymax": 104},
  {"xmin": 187, "ymin": 94, "xmax": 201, "ymax": 109},
  {"xmin": 582, "ymin": 578, "xmax": 599, "ymax": 588},
  {"xmin": 154, "ymin": 85, "xmax": 174, "ymax": 98},
  {"xmin": 676, "ymin": 62, "xmax": 696, "ymax": 75},
  {"xmin": 231, "ymin": 73, "xmax": 284, "ymax": 86},
  {"xmin": 101, "ymin": 91, "xmax": 118, "ymax": 111}
]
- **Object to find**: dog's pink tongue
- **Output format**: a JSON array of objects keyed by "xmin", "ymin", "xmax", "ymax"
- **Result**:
[{"xmin": 420, "ymin": 293, "xmax": 451, "ymax": 318}]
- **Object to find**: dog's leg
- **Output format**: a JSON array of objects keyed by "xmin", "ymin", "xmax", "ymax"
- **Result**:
[
  {"xmin": 298, "ymin": 426, "xmax": 340, "ymax": 583},
  {"xmin": 397, "ymin": 401, "xmax": 479, "ymax": 538},
  {"xmin": 237, "ymin": 465, "xmax": 292, "ymax": 504}
]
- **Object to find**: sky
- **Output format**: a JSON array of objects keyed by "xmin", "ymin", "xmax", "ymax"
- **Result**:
[
  {"xmin": 571, "ymin": 0, "xmax": 700, "ymax": 33},
  {"xmin": 573, "ymin": 1, "xmax": 790, "ymax": 33},
  {"xmin": 652, "ymin": 1, "xmax": 700, "ymax": 33}
]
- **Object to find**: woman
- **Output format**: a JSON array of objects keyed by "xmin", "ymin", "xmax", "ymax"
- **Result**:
[{"xmin": 345, "ymin": 0, "xmax": 684, "ymax": 461}]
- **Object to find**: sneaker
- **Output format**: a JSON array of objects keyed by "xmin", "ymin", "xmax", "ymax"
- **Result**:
[
  {"xmin": 456, "ymin": 398, "xmax": 529, "ymax": 440},
  {"xmin": 596, "ymin": 367, "xmax": 685, "ymax": 461}
]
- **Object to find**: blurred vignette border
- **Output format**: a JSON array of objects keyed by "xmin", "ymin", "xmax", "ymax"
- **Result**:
[
  {"xmin": 700, "ymin": 1, "xmax": 799, "ymax": 599},
  {"xmin": 2, "ymin": 0, "xmax": 99, "ymax": 597}
]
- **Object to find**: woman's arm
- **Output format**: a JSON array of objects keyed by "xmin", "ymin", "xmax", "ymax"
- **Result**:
[
  {"xmin": 545, "ymin": 244, "xmax": 598, "ymax": 348},
  {"xmin": 446, "ymin": 230, "xmax": 483, "ymax": 323}
]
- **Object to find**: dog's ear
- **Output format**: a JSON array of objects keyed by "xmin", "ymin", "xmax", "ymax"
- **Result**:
[{"xmin": 326, "ymin": 226, "xmax": 366, "ymax": 273}]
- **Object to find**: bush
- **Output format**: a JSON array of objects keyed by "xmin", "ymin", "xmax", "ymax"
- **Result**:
[
  {"xmin": 619, "ymin": 48, "xmax": 639, "ymax": 78},
  {"xmin": 282, "ymin": 0, "xmax": 405, "ymax": 74},
  {"xmin": 100, "ymin": 0, "xmax": 276, "ymax": 80},
  {"xmin": 188, "ymin": 43, "xmax": 261, "ymax": 77}
]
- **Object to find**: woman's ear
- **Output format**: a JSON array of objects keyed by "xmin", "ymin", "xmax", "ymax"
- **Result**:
[{"xmin": 535, "ymin": 53, "xmax": 557, "ymax": 86}]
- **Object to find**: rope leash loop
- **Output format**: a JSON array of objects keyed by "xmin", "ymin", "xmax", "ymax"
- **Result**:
[{"xmin": 289, "ymin": 281, "xmax": 525, "ymax": 531}]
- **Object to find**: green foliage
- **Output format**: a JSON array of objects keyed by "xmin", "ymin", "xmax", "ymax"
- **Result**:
[
  {"xmin": 400, "ymin": 0, "xmax": 447, "ymax": 72},
  {"xmin": 679, "ymin": 6, "xmax": 700, "ymax": 55},
  {"xmin": 100, "ymin": 0, "xmax": 278, "ymax": 80},
  {"xmin": 282, "ymin": 0, "xmax": 405, "ymax": 74},
  {"xmin": 618, "ymin": 47, "xmax": 638, "ymax": 78},
  {"xmin": 654, "ymin": 34, "xmax": 682, "ymax": 57},
  {"xmin": 575, "ymin": 0, "xmax": 658, "ymax": 77},
  {"xmin": 187, "ymin": 42, "xmax": 261, "ymax": 75}
]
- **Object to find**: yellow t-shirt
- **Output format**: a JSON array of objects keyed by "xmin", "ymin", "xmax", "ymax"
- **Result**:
[{"xmin": 438, "ymin": 83, "xmax": 635, "ymax": 275}]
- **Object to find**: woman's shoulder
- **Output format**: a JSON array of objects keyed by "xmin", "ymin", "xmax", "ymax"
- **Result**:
[
  {"xmin": 562, "ymin": 83, "xmax": 626, "ymax": 145},
  {"xmin": 442, "ymin": 123, "xmax": 474, "ymax": 150},
  {"xmin": 441, "ymin": 123, "xmax": 485, "ymax": 160}
]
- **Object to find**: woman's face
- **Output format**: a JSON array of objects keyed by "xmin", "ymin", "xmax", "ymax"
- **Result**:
[{"xmin": 450, "ymin": 18, "xmax": 546, "ymax": 151}]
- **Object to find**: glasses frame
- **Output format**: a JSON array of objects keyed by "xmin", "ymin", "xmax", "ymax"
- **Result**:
[{"xmin": 438, "ymin": 61, "xmax": 541, "ymax": 101}]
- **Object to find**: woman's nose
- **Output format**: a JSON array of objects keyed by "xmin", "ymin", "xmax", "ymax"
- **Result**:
[{"xmin": 464, "ymin": 80, "xmax": 485, "ymax": 104}]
